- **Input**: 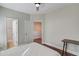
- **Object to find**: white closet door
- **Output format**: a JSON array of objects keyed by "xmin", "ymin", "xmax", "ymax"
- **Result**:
[{"xmin": 24, "ymin": 20, "xmax": 30, "ymax": 43}]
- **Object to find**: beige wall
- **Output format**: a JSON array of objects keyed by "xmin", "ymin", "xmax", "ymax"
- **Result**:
[{"xmin": 34, "ymin": 22, "xmax": 41, "ymax": 32}]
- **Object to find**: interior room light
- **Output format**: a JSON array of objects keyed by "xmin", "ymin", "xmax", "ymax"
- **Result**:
[
  {"xmin": 35, "ymin": 3, "xmax": 40, "ymax": 7},
  {"xmin": 34, "ymin": 3, "xmax": 41, "ymax": 11}
]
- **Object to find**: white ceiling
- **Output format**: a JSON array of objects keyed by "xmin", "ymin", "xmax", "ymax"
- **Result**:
[{"xmin": 0, "ymin": 3, "xmax": 68, "ymax": 15}]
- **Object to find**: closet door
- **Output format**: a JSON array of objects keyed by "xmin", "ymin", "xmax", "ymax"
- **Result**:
[{"xmin": 24, "ymin": 20, "xmax": 29, "ymax": 43}]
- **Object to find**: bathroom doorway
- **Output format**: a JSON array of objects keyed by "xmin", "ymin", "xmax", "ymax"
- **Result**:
[
  {"xmin": 6, "ymin": 18, "xmax": 18, "ymax": 48},
  {"xmin": 33, "ymin": 22, "xmax": 42, "ymax": 43}
]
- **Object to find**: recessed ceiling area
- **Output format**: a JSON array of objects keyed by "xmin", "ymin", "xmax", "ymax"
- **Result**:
[{"xmin": 0, "ymin": 3, "xmax": 70, "ymax": 15}]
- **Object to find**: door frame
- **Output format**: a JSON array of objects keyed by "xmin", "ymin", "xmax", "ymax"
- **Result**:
[{"xmin": 6, "ymin": 17, "xmax": 18, "ymax": 48}]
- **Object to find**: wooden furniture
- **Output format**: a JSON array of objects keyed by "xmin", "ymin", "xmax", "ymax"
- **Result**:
[
  {"xmin": 43, "ymin": 44, "xmax": 75, "ymax": 56},
  {"xmin": 62, "ymin": 39, "xmax": 79, "ymax": 56}
]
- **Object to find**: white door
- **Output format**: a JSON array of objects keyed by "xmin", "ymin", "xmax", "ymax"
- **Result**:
[
  {"xmin": 12, "ymin": 19, "xmax": 18, "ymax": 46},
  {"xmin": 24, "ymin": 20, "xmax": 29, "ymax": 43}
]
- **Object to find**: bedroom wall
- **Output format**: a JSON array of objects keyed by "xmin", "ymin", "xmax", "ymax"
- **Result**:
[
  {"xmin": 0, "ymin": 6, "xmax": 30, "ymax": 48},
  {"xmin": 44, "ymin": 4, "xmax": 79, "ymax": 55}
]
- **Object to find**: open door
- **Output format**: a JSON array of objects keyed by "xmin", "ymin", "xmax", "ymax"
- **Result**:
[
  {"xmin": 33, "ymin": 22, "xmax": 42, "ymax": 43},
  {"xmin": 12, "ymin": 19, "xmax": 18, "ymax": 46},
  {"xmin": 6, "ymin": 18, "xmax": 18, "ymax": 48}
]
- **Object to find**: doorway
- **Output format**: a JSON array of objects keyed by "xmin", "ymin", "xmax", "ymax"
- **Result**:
[
  {"xmin": 6, "ymin": 18, "xmax": 18, "ymax": 48},
  {"xmin": 33, "ymin": 22, "xmax": 42, "ymax": 43}
]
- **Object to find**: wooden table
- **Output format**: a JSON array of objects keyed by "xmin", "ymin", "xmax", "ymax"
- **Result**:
[{"xmin": 62, "ymin": 39, "xmax": 79, "ymax": 56}]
